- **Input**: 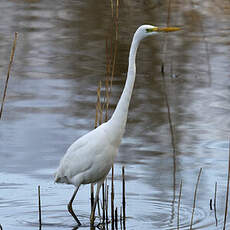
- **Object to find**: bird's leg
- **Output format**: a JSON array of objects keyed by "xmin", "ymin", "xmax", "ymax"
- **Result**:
[
  {"xmin": 90, "ymin": 181, "xmax": 103, "ymax": 225},
  {"xmin": 68, "ymin": 185, "xmax": 81, "ymax": 226}
]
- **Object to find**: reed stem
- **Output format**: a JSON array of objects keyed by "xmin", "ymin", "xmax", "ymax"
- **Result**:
[
  {"xmin": 177, "ymin": 180, "xmax": 182, "ymax": 230},
  {"xmin": 115, "ymin": 207, "xmax": 118, "ymax": 229},
  {"xmin": 102, "ymin": 183, "xmax": 105, "ymax": 223},
  {"xmin": 190, "ymin": 168, "xmax": 202, "ymax": 230},
  {"xmin": 106, "ymin": 184, "xmax": 109, "ymax": 224},
  {"xmin": 122, "ymin": 166, "xmax": 126, "ymax": 228},
  {"xmin": 0, "ymin": 32, "xmax": 18, "ymax": 120},
  {"xmin": 38, "ymin": 185, "xmax": 42, "ymax": 229},
  {"xmin": 214, "ymin": 182, "xmax": 218, "ymax": 226},
  {"xmin": 223, "ymin": 141, "xmax": 230, "ymax": 230},
  {"xmin": 111, "ymin": 165, "xmax": 115, "ymax": 225}
]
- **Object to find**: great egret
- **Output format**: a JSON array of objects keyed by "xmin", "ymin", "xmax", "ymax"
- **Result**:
[{"xmin": 54, "ymin": 25, "xmax": 180, "ymax": 225}]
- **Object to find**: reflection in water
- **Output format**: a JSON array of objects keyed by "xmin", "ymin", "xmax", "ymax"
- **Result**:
[
  {"xmin": 0, "ymin": 0, "xmax": 230, "ymax": 230},
  {"xmin": 160, "ymin": 61, "xmax": 177, "ymax": 224}
]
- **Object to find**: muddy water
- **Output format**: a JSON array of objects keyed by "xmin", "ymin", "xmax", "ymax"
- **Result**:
[{"xmin": 0, "ymin": 0, "xmax": 230, "ymax": 229}]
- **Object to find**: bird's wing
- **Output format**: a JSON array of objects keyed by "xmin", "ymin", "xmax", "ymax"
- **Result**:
[{"xmin": 55, "ymin": 122, "xmax": 112, "ymax": 183}]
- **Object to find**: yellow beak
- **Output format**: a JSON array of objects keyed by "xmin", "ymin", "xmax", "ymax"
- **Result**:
[{"xmin": 152, "ymin": 27, "xmax": 181, "ymax": 32}]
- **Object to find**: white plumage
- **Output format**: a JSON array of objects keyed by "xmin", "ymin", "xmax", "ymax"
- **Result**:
[
  {"xmin": 55, "ymin": 25, "xmax": 180, "ymax": 226},
  {"xmin": 55, "ymin": 122, "xmax": 117, "ymax": 185}
]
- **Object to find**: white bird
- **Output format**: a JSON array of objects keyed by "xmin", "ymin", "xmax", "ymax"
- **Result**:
[{"xmin": 54, "ymin": 25, "xmax": 180, "ymax": 225}]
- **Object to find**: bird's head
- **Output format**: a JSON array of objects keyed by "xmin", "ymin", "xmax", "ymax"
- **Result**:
[{"xmin": 135, "ymin": 25, "xmax": 180, "ymax": 40}]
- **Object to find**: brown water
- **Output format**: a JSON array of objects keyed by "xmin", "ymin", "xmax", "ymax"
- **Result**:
[{"xmin": 0, "ymin": 0, "xmax": 230, "ymax": 229}]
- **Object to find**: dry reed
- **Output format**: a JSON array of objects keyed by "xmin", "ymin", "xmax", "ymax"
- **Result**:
[
  {"xmin": 0, "ymin": 32, "xmax": 18, "ymax": 120},
  {"xmin": 115, "ymin": 207, "xmax": 118, "ymax": 229},
  {"xmin": 106, "ymin": 184, "xmax": 109, "ymax": 224},
  {"xmin": 91, "ymin": 0, "xmax": 123, "ymax": 226},
  {"xmin": 177, "ymin": 180, "xmax": 182, "ymax": 230},
  {"xmin": 111, "ymin": 165, "xmax": 115, "ymax": 225},
  {"xmin": 122, "ymin": 166, "xmax": 126, "ymax": 228},
  {"xmin": 38, "ymin": 185, "xmax": 42, "ymax": 229},
  {"xmin": 190, "ymin": 168, "xmax": 202, "ymax": 230},
  {"xmin": 96, "ymin": 80, "xmax": 103, "ymax": 126},
  {"xmin": 214, "ymin": 182, "xmax": 218, "ymax": 226},
  {"xmin": 223, "ymin": 141, "xmax": 230, "ymax": 230},
  {"xmin": 103, "ymin": 0, "xmax": 119, "ymax": 122},
  {"xmin": 102, "ymin": 183, "xmax": 106, "ymax": 223},
  {"xmin": 91, "ymin": 184, "xmax": 94, "ymax": 217}
]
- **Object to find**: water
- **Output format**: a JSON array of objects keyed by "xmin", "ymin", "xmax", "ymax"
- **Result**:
[{"xmin": 0, "ymin": 0, "xmax": 230, "ymax": 229}]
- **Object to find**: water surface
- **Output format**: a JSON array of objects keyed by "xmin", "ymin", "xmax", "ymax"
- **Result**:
[{"xmin": 0, "ymin": 0, "xmax": 229, "ymax": 229}]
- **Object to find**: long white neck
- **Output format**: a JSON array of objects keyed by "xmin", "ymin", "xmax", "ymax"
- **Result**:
[{"xmin": 109, "ymin": 33, "xmax": 141, "ymax": 144}]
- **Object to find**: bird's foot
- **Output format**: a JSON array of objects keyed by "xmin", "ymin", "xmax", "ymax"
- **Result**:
[{"xmin": 67, "ymin": 204, "xmax": 81, "ymax": 226}]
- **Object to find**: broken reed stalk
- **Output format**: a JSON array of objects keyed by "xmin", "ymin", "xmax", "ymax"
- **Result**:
[
  {"xmin": 111, "ymin": 165, "xmax": 115, "ymax": 225},
  {"xmin": 190, "ymin": 168, "xmax": 202, "ymax": 230},
  {"xmin": 177, "ymin": 180, "xmax": 182, "ymax": 230},
  {"xmin": 210, "ymin": 199, "xmax": 213, "ymax": 211},
  {"xmin": 223, "ymin": 141, "xmax": 230, "ymax": 230},
  {"xmin": 38, "ymin": 185, "xmax": 42, "ymax": 228},
  {"xmin": 0, "ymin": 32, "xmax": 18, "ymax": 120},
  {"xmin": 122, "ymin": 166, "xmax": 126, "ymax": 227},
  {"xmin": 214, "ymin": 182, "xmax": 218, "ymax": 226}
]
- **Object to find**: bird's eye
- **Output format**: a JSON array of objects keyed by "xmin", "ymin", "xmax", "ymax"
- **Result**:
[{"xmin": 146, "ymin": 28, "xmax": 153, "ymax": 33}]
